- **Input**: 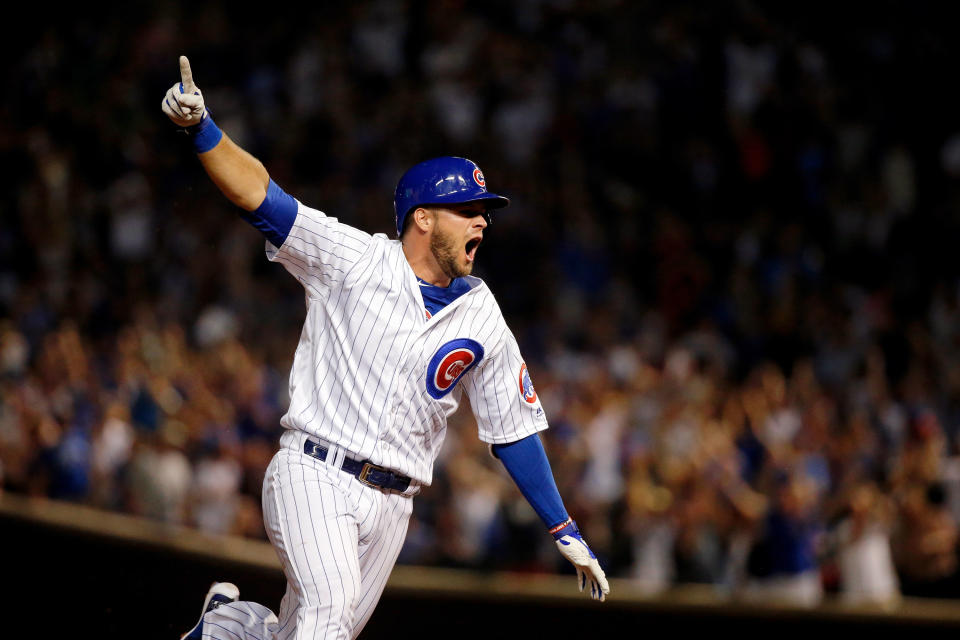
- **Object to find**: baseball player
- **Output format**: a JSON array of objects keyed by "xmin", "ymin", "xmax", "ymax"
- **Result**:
[{"xmin": 163, "ymin": 56, "xmax": 609, "ymax": 640}]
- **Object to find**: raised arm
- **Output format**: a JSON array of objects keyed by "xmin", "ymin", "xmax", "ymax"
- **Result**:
[{"xmin": 162, "ymin": 56, "xmax": 268, "ymax": 211}]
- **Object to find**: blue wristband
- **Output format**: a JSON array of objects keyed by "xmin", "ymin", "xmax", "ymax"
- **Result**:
[
  {"xmin": 549, "ymin": 517, "xmax": 575, "ymax": 539},
  {"xmin": 190, "ymin": 113, "xmax": 223, "ymax": 154},
  {"xmin": 552, "ymin": 519, "xmax": 597, "ymax": 559}
]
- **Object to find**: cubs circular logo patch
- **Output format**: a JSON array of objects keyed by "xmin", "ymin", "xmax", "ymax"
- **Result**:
[
  {"xmin": 426, "ymin": 338, "xmax": 485, "ymax": 399},
  {"xmin": 519, "ymin": 363, "xmax": 537, "ymax": 403},
  {"xmin": 473, "ymin": 168, "xmax": 486, "ymax": 188}
]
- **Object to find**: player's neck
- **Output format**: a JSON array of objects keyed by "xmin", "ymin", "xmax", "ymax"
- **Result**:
[{"xmin": 402, "ymin": 241, "xmax": 452, "ymax": 288}]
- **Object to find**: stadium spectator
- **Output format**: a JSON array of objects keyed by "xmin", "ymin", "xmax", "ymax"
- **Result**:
[{"xmin": 5, "ymin": 1, "xmax": 960, "ymax": 600}]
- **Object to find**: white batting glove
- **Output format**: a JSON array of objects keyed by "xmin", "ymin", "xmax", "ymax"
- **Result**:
[
  {"xmin": 161, "ymin": 55, "xmax": 207, "ymax": 127},
  {"xmin": 552, "ymin": 518, "xmax": 610, "ymax": 601}
]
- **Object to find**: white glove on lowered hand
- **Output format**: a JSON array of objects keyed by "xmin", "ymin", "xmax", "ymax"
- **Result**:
[
  {"xmin": 552, "ymin": 519, "xmax": 610, "ymax": 601},
  {"xmin": 161, "ymin": 55, "xmax": 207, "ymax": 127}
]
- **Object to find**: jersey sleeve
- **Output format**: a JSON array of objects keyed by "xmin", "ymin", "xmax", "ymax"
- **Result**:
[
  {"xmin": 464, "ymin": 327, "xmax": 549, "ymax": 444},
  {"xmin": 265, "ymin": 200, "xmax": 372, "ymax": 298}
]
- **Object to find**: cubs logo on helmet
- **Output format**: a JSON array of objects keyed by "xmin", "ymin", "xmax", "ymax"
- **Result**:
[
  {"xmin": 473, "ymin": 168, "xmax": 485, "ymax": 187},
  {"xmin": 426, "ymin": 338, "xmax": 485, "ymax": 399},
  {"xmin": 519, "ymin": 363, "xmax": 537, "ymax": 403}
]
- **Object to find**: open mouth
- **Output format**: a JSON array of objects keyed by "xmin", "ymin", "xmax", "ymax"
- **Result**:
[{"xmin": 465, "ymin": 237, "xmax": 481, "ymax": 262}]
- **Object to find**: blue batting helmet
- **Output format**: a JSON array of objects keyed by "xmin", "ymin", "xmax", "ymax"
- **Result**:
[{"xmin": 394, "ymin": 157, "xmax": 510, "ymax": 236}]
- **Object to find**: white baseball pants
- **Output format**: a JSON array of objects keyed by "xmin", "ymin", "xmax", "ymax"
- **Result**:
[{"xmin": 201, "ymin": 430, "xmax": 414, "ymax": 639}]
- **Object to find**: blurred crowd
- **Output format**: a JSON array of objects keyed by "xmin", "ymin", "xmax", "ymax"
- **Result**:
[{"xmin": 6, "ymin": 0, "xmax": 960, "ymax": 606}]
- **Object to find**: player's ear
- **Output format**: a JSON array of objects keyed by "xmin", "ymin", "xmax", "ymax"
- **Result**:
[{"xmin": 413, "ymin": 207, "xmax": 435, "ymax": 233}]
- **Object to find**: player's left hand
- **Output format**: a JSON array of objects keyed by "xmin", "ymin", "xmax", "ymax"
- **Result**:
[
  {"xmin": 552, "ymin": 519, "xmax": 610, "ymax": 601},
  {"xmin": 161, "ymin": 55, "xmax": 207, "ymax": 128}
]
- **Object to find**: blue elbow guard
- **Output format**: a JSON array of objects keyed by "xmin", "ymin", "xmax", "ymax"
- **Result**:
[{"xmin": 239, "ymin": 179, "xmax": 298, "ymax": 247}]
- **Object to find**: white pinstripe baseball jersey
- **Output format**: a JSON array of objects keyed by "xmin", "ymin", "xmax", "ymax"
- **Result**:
[
  {"xmin": 163, "ymin": 60, "xmax": 598, "ymax": 640},
  {"xmin": 267, "ymin": 200, "xmax": 548, "ymax": 485}
]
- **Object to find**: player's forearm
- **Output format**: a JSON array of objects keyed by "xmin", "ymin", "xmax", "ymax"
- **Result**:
[
  {"xmin": 492, "ymin": 434, "xmax": 569, "ymax": 530},
  {"xmin": 495, "ymin": 434, "xmax": 610, "ymax": 601},
  {"xmin": 197, "ymin": 133, "xmax": 270, "ymax": 211},
  {"xmin": 161, "ymin": 57, "xmax": 269, "ymax": 211}
]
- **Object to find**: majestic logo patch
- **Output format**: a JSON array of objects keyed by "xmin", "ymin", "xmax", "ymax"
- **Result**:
[
  {"xmin": 519, "ymin": 363, "xmax": 537, "ymax": 403},
  {"xmin": 426, "ymin": 338, "xmax": 485, "ymax": 399},
  {"xmin": 473, "ymin": 168, "xmax": 486, "ymax": 188}
]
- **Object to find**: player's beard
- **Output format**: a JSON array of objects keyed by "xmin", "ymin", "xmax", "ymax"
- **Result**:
[{"xmin": 430, "ymin": 225, "xmax": 472, "ymax": 280}]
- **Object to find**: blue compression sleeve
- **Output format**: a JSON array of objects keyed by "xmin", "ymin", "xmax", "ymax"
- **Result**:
[
  {"xmin": 239, "ymin": 179, "xmax": 298, "ymax": 247},
  {"xmin": 493, "ymin": 434, "xmax": 570, "ymax": 530}
]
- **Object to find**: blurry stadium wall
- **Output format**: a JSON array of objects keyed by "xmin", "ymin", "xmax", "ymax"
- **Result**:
[{"xmin": 5, "ymin": 494, "xmax": 960, "ymax": 639}]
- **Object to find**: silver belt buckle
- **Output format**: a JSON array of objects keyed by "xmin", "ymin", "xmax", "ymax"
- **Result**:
[{"xmin": 358, "ymin": 462, "xmax": 388, "ymax": 488}]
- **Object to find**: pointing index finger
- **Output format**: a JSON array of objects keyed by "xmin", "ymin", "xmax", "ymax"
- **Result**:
[{"xmin": 179, "ymin": 55, "xmax": 197, "ymax": 93}]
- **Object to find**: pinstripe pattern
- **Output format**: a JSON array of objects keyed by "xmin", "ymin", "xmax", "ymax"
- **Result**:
[
  {"xmin": 199, "ymin": 201, "xmax": 546, "ymax": 638},
  {"xmin": 267, "ymin": 202, "xmax": 548, "ymax": 484},
  {"xmin": 202, "ymin": 602, "xmax": 277, "ymax": 640},
  {"xmin": 204, "ymin": 433, "xmax": 413, "ymax": 640}
]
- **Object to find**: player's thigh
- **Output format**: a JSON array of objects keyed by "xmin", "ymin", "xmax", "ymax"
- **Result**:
[
  {"xmin": 263, "ymin": 450, "xmax": 363, "ymax": 637},
  {"xmin": 351, "ymin": 491, "xmax": 414, "ymax": 637}
]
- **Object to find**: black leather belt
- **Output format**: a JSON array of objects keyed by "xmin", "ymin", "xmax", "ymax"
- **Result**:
[{"xmin": 303, "ymin": 440, "xmax": 411, "ymax": 493}]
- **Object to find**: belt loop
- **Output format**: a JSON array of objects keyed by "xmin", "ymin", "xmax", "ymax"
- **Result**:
[{"xmin": 328, "ymin": 444, "xmax": 346, "ymax": 471}]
